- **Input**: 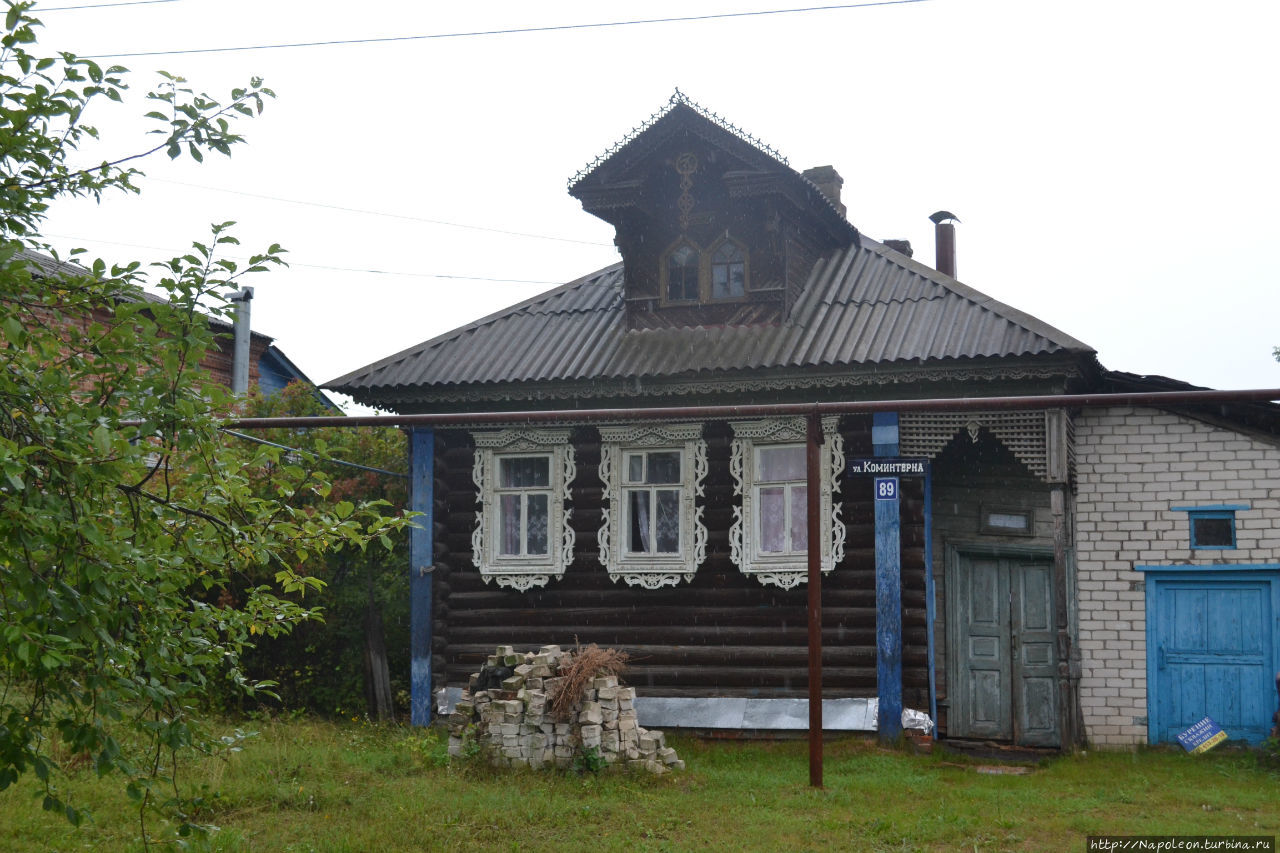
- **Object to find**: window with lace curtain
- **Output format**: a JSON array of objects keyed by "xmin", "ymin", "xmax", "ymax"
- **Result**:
[
  {"xmin": 754, "ymin": 444, "xmax": 809, "ymax": 556},
  {"xmin": 623, "ymin": 450, "xmax": 683, "ymax": 555},
  {"xmin": 494, "ymin": 455, "xmax": 552, "ymax": 558},
  {"xmin": 729, "ymin": 417, "xmax": 845, "ymax": 590},
  {"xmin": 471, "ymin": 428, "xmax": 575, "ymax": 591},
  {"xmin": 598, "ymin": 423, "xmax": 708, "ymax": 589}
]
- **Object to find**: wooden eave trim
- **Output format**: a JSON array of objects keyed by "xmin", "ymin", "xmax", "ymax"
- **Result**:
[{"xmin": 350, "ymin": 354, "xmax": 1092, "ymax": 412}]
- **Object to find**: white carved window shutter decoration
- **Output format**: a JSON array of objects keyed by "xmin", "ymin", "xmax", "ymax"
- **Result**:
[
  {"xmin": 729, "ymin": 416, "xmax": 844, "ymax": 589},
  {"xmin": 598, "ymin": 423, "xmax": 708, "ymax": 589},
  {"xmin": 471, "ymin": 428, "xmax": 575, "ymax": 591}
]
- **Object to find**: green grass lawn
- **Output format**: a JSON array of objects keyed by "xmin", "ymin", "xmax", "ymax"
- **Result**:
[{"xmin": 1, "ymin": 717, "xmax": 1277, "ymax": 852}]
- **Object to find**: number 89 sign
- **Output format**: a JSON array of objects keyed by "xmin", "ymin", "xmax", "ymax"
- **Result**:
[{"xmin": 874, "ymin": 477, "xmax": 898, "ymax": 501}]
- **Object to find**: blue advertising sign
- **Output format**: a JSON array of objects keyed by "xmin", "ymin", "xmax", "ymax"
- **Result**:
[
  {"xmin": 874, "ymin": 477, "xmax": 898, "ymax": 501},
  {"xmin": 1176, "ymin": 716, "xmax": 1228, "ymax": 754}
]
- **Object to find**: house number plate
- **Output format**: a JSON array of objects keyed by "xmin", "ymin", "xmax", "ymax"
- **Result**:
[{"xmin": 874, "ymin": 477, "xmax": 898, "ymax": 501}]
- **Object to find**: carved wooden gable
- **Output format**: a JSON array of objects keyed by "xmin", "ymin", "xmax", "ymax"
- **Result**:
[{"xmin": 569, "ymin": 95, "xmax": 859, "ymax": 331}]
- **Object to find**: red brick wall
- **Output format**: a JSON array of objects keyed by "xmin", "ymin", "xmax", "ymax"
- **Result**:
[
  {"xmin": 29, "ymin": 300, "xmax": 269, "ymax": 393},
  {"xmin": 201, "ymin": 327, "xmax": 270, "ymax": 391}
]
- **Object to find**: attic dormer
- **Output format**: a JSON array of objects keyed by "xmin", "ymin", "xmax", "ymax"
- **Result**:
[{"xmin": 569, "ymin": 94, "xmax": 859, "ymax": 331}]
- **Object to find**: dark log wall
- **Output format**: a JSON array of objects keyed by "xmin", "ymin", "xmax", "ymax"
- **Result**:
[
  {"xmin": 899, "ymin": 473, "xmax": 930, "ymax": 712},
  {"xmin": 431, "ymin": 416, "xmax": 928, "ymax": 707},
  {"xmin": 431, "ymin": 431, "xmax": 469, "ymax": 691}
]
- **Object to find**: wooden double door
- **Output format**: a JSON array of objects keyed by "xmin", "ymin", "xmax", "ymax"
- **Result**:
[
  {"xmin": 1147, "ymin": 573, "xmax": 1277, "ymax": 745},
  {"xmin": 948, "ymin": 551, "xmax": 1060, "ymax": 747}
]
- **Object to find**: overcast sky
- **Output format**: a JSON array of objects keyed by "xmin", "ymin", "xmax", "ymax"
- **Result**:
[{"xmin": 36, "ymin": 0, "xmax": 1280, "ymax": 411}]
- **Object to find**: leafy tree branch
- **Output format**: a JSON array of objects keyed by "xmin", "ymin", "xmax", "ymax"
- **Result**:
[{"xmin": 0, "ymin": 3, "xmax": 411, "ymax": 847}]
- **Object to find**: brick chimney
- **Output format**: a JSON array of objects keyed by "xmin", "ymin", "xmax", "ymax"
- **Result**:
[{"xmin": 802, "ymin": 166, "xmax": 846, "ymax": 218}]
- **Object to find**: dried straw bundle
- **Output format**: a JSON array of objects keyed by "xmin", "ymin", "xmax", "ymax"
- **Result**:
[{"xmin": 551, "ymin": 644, "xmax": 629, "ymax": 721}]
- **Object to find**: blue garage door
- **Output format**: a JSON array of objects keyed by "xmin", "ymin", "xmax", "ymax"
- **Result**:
[{"xmin": 1146, "ymin": 571, "xmax": 1279, "ymax": 745}]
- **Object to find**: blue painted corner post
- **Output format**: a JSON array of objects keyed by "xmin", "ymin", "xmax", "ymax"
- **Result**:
[
  {"xmin": 409, "ymin": 427, "xmax": 434, "ymax": 727},
  {"xmin": 873, "ymin": 412, "xmax": 903, "ymax": 741}
]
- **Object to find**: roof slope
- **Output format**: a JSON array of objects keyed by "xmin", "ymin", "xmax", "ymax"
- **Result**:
[{"xmin": 327, "ymin": 238, "xmax": 1094, "ymax": 401}]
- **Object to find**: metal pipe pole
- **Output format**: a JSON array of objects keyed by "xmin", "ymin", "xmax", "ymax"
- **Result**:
[
  {"xmin": 230, "ymin": 287, "xmax": 253, "ymax": 395},
  {"xmin": 806, "ymin": 413, "xmax": 824, "ymax": 788}
]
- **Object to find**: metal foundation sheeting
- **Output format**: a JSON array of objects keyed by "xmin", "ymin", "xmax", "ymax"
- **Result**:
[{"xmin": 437, "ymin": 688, "xmax": 932, "ymax": 734}]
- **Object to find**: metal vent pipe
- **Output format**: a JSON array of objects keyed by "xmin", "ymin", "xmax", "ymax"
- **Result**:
[
  {"xmin": 930, "ymin": 211, "xmax": 959, "ymax": 278},
  {"xmin": 231, "ymin": 286, "xmax": 254, "ymax": 395}
]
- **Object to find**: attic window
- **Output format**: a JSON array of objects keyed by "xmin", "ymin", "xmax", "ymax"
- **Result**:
[
  {"xmin": 661, "ymin": 236, "xmax": 749, "ymax": 305},
  {"xmin": 666, "ymin": 241, "xmax": 700, "ymax": 302},
  {"xmin": 710, "ymin": 239, "xmax": 746, "ymax": 300}
]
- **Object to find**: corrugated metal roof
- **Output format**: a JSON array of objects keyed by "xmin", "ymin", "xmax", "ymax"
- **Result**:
[{"xmin": 328, "ymin": 238, "xmax": 1094, "ymax": 400}]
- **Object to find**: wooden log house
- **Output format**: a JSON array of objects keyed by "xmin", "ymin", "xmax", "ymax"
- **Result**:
[{"xmin": 329, "ymin": 93, "xmax": 1280, "ymax": 748}]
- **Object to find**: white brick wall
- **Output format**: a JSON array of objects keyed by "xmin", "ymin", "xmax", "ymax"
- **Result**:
[{"xmin": 1074, "ymin": 406, "xmax": 1280, "ymax": 746}]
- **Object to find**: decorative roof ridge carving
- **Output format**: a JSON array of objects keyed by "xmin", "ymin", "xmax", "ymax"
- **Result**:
[{"xmin": 568, "ymin": 89, "xmax": 789, "ymax": 190}]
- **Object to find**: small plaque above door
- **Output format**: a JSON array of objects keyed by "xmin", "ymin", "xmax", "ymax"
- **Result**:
[{"xmin": 981, "ymin": 507, "xmax": 1033, "ymax": 536}]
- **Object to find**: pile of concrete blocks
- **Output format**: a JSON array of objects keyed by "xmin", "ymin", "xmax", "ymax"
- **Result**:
[{"xmin": 446, "ymin": 644, "xmax": 684, "ymax": 774}]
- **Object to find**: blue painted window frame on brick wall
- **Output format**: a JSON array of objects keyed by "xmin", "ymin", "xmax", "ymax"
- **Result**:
[{"xmin": 1172, "ymin": 504, "xmax": 1247, "ymax": 551}]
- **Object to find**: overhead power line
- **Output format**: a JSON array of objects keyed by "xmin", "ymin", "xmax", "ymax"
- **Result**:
[
  {"xmin": 42, "ymin": 232, "xmax": 566, "ymax": 285},
  {"xmin": 221, "ymin": 429, "xmax": 408, "ymax": 479},
  {"xmin": 84, "ymin": 0, "xmax": 931, "ymax": 58},
  {"xmin": 40, "ymin": 0, "xmax": 179, "ymax": 11},
  {"xmin": 151, "ymin": 178, "xmax": 611, "ymax": 248}
]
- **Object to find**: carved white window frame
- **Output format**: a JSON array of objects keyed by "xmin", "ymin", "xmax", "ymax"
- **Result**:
[
  {"xmin": 471, "ymin": 428, "xmax": 575, "ymax": 592},
  {"xmin": 729, "ymin": 416, "xmax": 845, "ymax": 590},
  {"xmin": 598, "ymin": 423, "xmax": 708, "ymax": 590}
]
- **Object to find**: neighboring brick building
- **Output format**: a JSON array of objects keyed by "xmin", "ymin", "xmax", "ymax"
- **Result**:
[
  {"xmin": 20, "ymin": 248, "xmax": 328, "ymax": 402},
  {"xmin": 1076, "ymin": 402, "xmax": 1280, "ymax": 746}
]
